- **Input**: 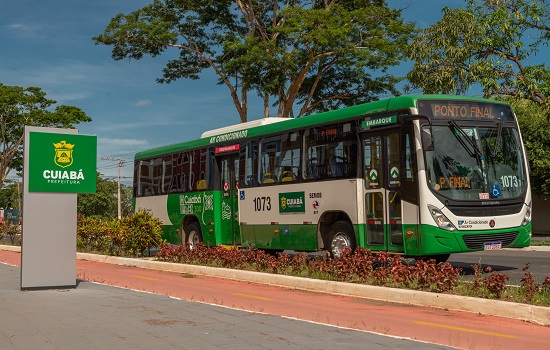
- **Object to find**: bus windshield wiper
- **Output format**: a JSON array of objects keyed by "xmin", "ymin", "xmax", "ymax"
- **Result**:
[
  {"xmin": 448, "ymin": 119, "xmax": 482, "ymax": 158},
  {"xmin": 492, "ymin": 121, "xmax": 503, "ymax": 158}
]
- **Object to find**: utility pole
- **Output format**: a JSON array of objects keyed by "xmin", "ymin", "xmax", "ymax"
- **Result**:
[
  {"xmin": 17, "ymin": 181, "xmax": 21, "ymax": 211},
  {"xmin": 101, "ymin": 157, "xmax": 125, "ymax": 219}
]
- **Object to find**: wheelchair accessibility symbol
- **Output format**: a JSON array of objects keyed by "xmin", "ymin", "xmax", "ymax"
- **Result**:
[{"xmin": 491, "ymin": 184, "xmax": 501, "ymax": 198}]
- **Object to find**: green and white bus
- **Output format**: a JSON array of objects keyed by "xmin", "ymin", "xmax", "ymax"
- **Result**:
[{"xmin": 133, "ymin": 95, "xmax": 532, "ymax": 261}]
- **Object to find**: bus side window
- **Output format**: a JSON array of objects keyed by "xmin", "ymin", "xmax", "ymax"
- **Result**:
[
  {"xmin": 190, "ymin": 149, "xmax": 210, "ymax": 191},
  {"xmin": 196, "ymin": 171, "xmax": 207, "ymax": 189},
  {"xmin": 304, "ymin": 129, "xmax": 319, "ymax": 180},
  {"xmin": 141, "ymin": 161, "xmax": 153, "ymax": 195},
  {"xmin": 169, "ymin": 152, "xmax": 184, "ymax": 194},
  {"xmin": 152, "ymin": 157, "xmax": 163, "ymax": 195},
  {"xmin": 279, "ymin": 132, "xmax": 301, "ymax": 182},
  {"xmin": 239, "ymin": 142, "xmax": 258, "ymax": 188},
  {"xmin": 304, "ymin": 124, "xmax": 357, "ymax": 180},
  {"xmin": 259, "ymin": 138, "xmax": 281, "ymax": 185},
  {"xmin": 262, "ymin": 172, "xmax": 276, "ymax": 184},
  {"xmin": 281, "ymin": 168, "xmax": 295, "ymax": 182},
  {"xmin": 401, "ymin": 125, "xmax": 418, "ymax": 204},
  {"xmin": 189, "ymin": 172, "xmax": 195, "ymax": 192},
  {"xmin": 181, "ymin": 152, "xmax": 190, "ymax": 193},
  {"xmin": 163, "ymin": 155, "xmax": 172, "ymax": 194},
  {"xmin": 238, "ymin": 144, "xmax": 247, "ymax": 187}
]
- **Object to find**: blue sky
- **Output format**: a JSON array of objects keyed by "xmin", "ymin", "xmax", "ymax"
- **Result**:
[{"xmin": 1, "ymin": 0, "xmax": 463, "ymax": 184}]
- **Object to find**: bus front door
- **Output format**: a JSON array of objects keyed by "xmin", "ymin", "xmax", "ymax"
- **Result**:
[
  {"xmin": 363, "ymin": 129, "xmax": 404, "ymax": 253},
  {"xmin": 218, "ymin": 154, "xmax": 241, "ymax": 246}
]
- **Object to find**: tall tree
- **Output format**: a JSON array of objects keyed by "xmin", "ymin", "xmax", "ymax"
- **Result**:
[
  {"xmin": 120, "ymin": 185, "xmax": 134, "ymax": 217},
  {"xmin": 0, "ymin": 179, "xmax": 21, "ymax": 210},
  {"xmin": 508, "ymin": 98, "xmax": 550, "ymax": 196},
  {"xmin": 0, "ymin": 84, "xmax": 91, "ymax": 189},
  {"xmin": 78, "ymin": 173, "xmax": 134, "ymax": 219},
  {"xmin": 407, "ymin": 0, "xmax": 550, "ymax": 107},
  {"xmin": 93, "ymin": 0, "xmax": 414, "ymax": 121}
]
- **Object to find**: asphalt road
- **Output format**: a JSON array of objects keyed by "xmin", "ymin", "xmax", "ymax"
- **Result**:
[
  {"xmin": 0, "ymin": 261, "xmax": 456, "ymax": 350},
  {"xmin": 2, "ymin": 248, "xmax": 550, "ymax": 350},
  {"xmin": 448, "ymin": 247, "xmax": 550, "ymax": 285}
]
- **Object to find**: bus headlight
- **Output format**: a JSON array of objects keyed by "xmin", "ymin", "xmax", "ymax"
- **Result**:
[
  {"xmin": 522, "ymin": 202, "xmax": 532, "ymax": 226},
  {"xmin": 428, "ymin": 205, "xmax": 457, "ymax": 231}
]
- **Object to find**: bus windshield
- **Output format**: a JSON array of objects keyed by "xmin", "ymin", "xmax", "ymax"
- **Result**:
[{"xmin": 424, "ymin": 124, "xmax": 527, "ymax": 201}]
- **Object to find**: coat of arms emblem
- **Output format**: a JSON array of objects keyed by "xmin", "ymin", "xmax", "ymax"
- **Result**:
[{"xmin": 53, "ymin": 140, "xmax": 74, "ymax": 168}]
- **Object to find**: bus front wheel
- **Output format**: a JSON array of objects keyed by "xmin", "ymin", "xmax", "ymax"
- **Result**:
[
  {"xmin": 185, "ymin": 223, "xmax": 203, "ymax": 248},
  {"xmin": 326, "ymin": 221, "xmax": 356, "ymax": 259}
]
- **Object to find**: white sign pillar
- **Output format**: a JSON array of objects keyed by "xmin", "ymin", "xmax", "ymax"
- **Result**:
[{"xmin": 21, "ymin": 126, "xmax": 78, "ymax": 290}]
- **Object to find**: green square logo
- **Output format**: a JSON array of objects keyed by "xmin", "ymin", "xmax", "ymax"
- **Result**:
[
  {"xmin": 28, "ymin": 132, "xmax": 97, "ymax": 193},
  {"xmin": 279, "ymin": 191, "xmax": 305, "ymax": 214}
]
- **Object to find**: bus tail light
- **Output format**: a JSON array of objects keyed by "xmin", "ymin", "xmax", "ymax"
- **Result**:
[
  {"xmin": 522, "ymin": 202, "xmax": 532, "ymax": 226},
  {"xmin": 428, "ymin": 205, "xmax": 456, "ymax": 232}
]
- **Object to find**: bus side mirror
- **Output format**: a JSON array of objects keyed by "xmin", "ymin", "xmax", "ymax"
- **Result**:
[
  {"xmin": 422, "ymin": 128, "xmax": 434, "ymax": 151},
  {"xmin": 398, "ymin": 114, "xmax": 434, "ymax": 151}
]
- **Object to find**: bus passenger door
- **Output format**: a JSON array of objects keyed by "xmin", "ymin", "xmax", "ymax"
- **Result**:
[
  {"xmin": 363, "ymin": 129, "xmax": 404, "ymax": 253},
  {"xmin": 218, "ymin": 154, "xmax": 241, "ymax": 246}
]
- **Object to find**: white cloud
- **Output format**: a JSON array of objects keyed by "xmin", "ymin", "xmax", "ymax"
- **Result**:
[
  {"xmin": 135, "ymin": 99, "xmax": 151, "ymax": 107},
  {"xmin": 4, "ymin": 22, "xmax": 42, "ymax": 37},
  {"xmin": 94, "ymin": 116, "xmax": 191, "ymax": 132},
  {"xmin": 98, "ymin": 137, "xmax": 148, "ymax": 148}
]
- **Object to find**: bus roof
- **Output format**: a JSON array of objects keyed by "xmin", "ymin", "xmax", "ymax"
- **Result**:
[{"xmin": 134, "ymin": 94, "xmax": 505, "ymax": 160}]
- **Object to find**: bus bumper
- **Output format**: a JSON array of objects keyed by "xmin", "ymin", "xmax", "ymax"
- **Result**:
[{"xmin": 405, "ymin": 223, "xmax": 532, "ymax": 256}]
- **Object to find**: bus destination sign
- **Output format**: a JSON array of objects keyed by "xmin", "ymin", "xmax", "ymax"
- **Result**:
[
  {"xmin": 418, "ymin": 100, "xmax": 514, "ymax": 121},
  {"xmin": 362, "ymin": 115, "xmax": 397, "ymax": 129},
  {"xmin": 215, "ymin": 144, "xmax": 240, "ymax": 154}
]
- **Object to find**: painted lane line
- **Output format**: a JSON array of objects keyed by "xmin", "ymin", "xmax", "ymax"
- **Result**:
[
  {"xmin": 414, "ymin": 321, "xmax": 517, "ymax": 339},
  {"xmin": 133, "ymin": 275, "xmax": 157, "ymax": 281},
  {"xmin": 233, "ymin": 293, "xmax": 272, "ymax": 301}
]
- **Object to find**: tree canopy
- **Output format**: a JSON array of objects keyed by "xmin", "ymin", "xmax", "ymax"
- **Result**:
[
  {"xmin": 407, "ymin": 0, "xmax": 550, "ymax": 106},
  {"xmin": 508, "ymin": 99, "xmax": 550, "ymax": 196},
  {"xmin": 0, "ymin": 84, "xmax": 91, "ymax": 189},
  {"xmin": 77, "ymin": 173, "xmax": 133, "ymax": 219},
  {"xmin": 93, "ymin": 0, "xmax": 415, "ymax": 121},
  {"xmin": 0, "ymin": 179, "xmax": 20, "ymax": 210}
]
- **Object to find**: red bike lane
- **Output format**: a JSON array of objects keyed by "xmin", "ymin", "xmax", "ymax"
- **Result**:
[{"xmin": 1, "ymin": 249, "xmax": 549, "ymax": 349}]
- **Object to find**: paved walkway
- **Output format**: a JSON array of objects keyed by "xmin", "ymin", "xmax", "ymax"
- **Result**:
[{"xmin": 0, "ymin": 262, "xmax": 454, "ymax": 350}]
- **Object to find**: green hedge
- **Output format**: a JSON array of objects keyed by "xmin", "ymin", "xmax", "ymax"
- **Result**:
[{"xmin": 77, "ymin": 210, "xmax": 163, "ymax": 257}]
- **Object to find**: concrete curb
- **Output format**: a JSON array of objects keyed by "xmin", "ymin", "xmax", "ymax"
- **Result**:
[
  {"xmin": 516, "ymin": 246, "xmax": 550, "ymax": 252},
  {"xmin": 2, "ymin": 245, "xmax": 549, "ymax": 325},
  {"xmin": 1, "ymin": 245, "xmax": 21, "ymax": 252}
]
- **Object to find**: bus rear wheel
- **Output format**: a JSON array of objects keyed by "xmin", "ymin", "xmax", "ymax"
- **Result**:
[
  {"xmin": 185, "ymin": 223, "xmax": 203, "ymax": 248},
  {"xmin": 326, "ymin": 221, "xmax": 356, "ymax": 259}
]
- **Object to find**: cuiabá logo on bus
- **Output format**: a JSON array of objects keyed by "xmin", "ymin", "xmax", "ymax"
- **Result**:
[
  {"xmin": 279, "ymin": 191, "xmax": 305, "ymax": 214},
  {"xmin": 180, "ymin": 194, "xmax": 202, "ymax": 214}
]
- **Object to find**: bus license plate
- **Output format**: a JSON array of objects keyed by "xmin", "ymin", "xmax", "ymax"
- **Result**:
[{"xmin": 484, "ymin": 242, "xmax": 502, "ymax": 250}]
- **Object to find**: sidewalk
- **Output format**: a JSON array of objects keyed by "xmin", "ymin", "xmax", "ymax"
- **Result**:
[{"xmin": 0, "ymin": 256, "xmax": 455, "ymax": 350}]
